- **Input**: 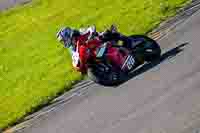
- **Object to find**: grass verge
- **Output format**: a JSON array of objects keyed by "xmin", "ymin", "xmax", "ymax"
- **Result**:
[{"xmin": 0, "ymin": 0, "xmax": 190, "ymax": 129}]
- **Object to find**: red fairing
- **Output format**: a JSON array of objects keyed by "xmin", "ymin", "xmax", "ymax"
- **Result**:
[
  {"xmin": 106, "ymin": 44, "xmax": 127, "ymax": 68},
  {"xmin": 74, "ymin": 32, "xmax": 127, "ymax": 73}
]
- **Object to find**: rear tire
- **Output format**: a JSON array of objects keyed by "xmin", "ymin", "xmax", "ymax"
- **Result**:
[{"xmin": 129, "ymin": 35, "xmax": 161, "ymax": 62}]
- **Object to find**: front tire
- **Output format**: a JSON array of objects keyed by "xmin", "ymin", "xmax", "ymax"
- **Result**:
[{"xmin": 87, "ymin": 67, "xmax": 125, "ymax": 86}]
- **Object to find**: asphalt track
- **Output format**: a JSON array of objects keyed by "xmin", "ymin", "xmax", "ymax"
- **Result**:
[
  {"xmin": 4, "ymin": 2, "xmax": 200, "ymax": 133},
  {"xmin": 0, "ymin": 0, "xmax": 30, "ymax": 11}
]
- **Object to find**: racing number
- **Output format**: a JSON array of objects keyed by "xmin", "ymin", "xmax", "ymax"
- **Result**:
[{"xmin": 127, "ymin": 56, "xmax": 135, "ymax": 70}]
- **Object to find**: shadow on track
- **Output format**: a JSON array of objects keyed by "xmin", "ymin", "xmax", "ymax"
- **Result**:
[{"xmin": 118, "ymin": 42, "xmax": 189, "ymax": 86}]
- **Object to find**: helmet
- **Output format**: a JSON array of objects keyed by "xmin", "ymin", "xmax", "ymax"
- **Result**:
[{"xmin": 56, "ymin": 27, "xmax": 74, "ymax": 48}]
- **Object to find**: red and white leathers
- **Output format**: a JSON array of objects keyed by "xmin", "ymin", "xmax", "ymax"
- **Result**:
[
  {"xmin": 70, "ymin": 26, "xmax": 127, "ymax": 74},
  {"xmin": 70, "ymin": 29, "xmax": 102, "ymax": 74}
]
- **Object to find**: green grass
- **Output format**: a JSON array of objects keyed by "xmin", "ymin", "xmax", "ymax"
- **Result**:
[{"xmin": 0, "ymin": 0, "xmax": 190, "ymax": 129}]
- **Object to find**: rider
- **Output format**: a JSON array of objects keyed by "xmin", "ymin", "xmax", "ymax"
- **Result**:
[{"xmin": 56, "ymin": 25, "xmax": 130, "ymax": 74}]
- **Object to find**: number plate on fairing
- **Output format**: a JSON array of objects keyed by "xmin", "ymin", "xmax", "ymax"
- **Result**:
[{"xmin": 121, "ymin": 55, "xmax": 136, "ymax": 70}]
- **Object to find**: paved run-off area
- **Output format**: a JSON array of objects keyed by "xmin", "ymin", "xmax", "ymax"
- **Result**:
[{"xmin": 5, "ymin": 2, "xmax": 200, "ymax": 133}]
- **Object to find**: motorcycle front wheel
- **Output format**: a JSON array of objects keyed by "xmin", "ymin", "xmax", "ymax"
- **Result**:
[{"xmin": 87, "ymin": 66, "xmax": 126, "ymax": 86}]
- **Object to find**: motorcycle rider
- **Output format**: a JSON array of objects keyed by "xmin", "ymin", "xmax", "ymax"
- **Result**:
[{"xmin": 56, "ymin": 25, "xmax": 131, "ymax": 74}]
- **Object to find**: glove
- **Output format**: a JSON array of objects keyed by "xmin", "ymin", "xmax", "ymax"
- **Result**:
[{"xmin": 110, "ymin": 24, "xmax": 118, "ymax": 33}]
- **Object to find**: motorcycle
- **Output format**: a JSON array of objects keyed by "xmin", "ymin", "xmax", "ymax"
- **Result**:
[{"xmin": 86, "ymin": 34, "xmax": 161, "ymax": 86}]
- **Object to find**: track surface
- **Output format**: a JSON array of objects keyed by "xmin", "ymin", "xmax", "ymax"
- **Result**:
[
  {"xmin": 10, "ymin": 8, "xmax": 200, "ymax": 133},
  {"xmin": 0, "ymin": 0, "xmax": 30, "ymax": 11}
]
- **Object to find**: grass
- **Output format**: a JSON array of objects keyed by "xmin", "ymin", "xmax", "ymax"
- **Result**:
[{"xmin": 0, "ymin": 0, "xmax": 190, "ymax": 129}]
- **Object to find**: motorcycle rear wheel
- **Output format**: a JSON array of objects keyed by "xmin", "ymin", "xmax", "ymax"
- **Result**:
[{"xmin": 129, "ymin": 35, "xmax": 161, "ymax": 62}]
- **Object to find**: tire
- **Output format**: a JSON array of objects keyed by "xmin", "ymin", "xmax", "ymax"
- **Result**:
[
  {"xmin": 87, "ymin": 67, "xmax": 125, "ymax": 86},
  {"xmin": 129, "ymin": 35, "xmax": 161, "ymax": 62}
]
